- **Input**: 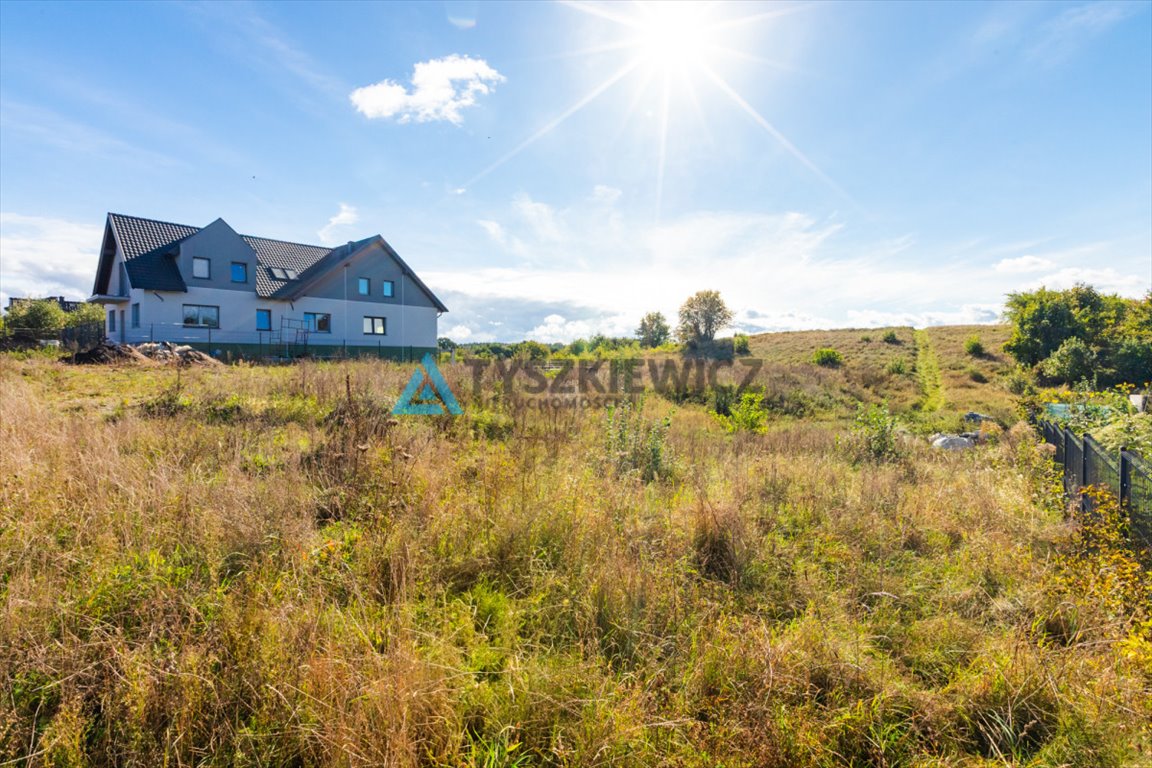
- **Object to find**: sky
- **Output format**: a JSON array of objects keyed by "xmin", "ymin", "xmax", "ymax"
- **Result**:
[{"xmin": 1, "ymin": 0, "xmax": 1149, "ymax": 343}]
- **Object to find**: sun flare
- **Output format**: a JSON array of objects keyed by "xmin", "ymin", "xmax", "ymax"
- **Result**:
[
  {"xmin": 466, "ymin": 1, "xmax": 845, "ymax": 208},
  {"xmin": 632, "ymin": 2, "xmax": 715, "ymax": 72}
]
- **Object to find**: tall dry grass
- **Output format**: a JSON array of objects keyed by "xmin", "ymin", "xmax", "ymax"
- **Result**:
[{"xmin": 0, "ymin": 356, "xmax": 1148, "ymax": 766}]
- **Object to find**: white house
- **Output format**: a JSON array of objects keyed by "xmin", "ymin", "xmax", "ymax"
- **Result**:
[{"xmin": 88, "ymin": 213, "xmax": 446, "ymax": 359}]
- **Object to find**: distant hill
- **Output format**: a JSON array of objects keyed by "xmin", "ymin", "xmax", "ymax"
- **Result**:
[{"xmin": 744, "ymin": 324, "xmax": 1016, "ymax": 426}]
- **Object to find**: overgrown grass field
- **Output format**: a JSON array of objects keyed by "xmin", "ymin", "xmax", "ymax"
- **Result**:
[{"xmin": 2, "ymin": 350, "xmax": 1148, "ymax": 766}]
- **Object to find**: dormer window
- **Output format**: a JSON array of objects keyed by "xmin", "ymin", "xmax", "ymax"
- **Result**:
[{"xmin": 192, "ymin": 257, "xmax": 210, "ymax": 279}]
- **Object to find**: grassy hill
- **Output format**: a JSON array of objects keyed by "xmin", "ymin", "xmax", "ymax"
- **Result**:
[
  {"xmin": 1, "ymin": 349, "xmax": 1148, "ymax": 766},
  {"xmin": 743, "ymin": 324, "xmax": 1016, "ymax": 427}
]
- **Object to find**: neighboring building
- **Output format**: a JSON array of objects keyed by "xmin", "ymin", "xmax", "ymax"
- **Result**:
[
  {"xmin": 88, "ymin": 213, "xmax": 446, "ymax": 359},
  {"xmin": 7, "ymin": 296, "xmax": 84, "ymax": 313}
]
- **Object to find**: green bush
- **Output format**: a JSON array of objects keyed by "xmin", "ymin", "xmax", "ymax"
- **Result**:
[
  {"xmin": 812, "ymin": 348, "xmax": 844, "ymax": 367},
  {"xmin": 732, "ymin": 333, "xmax": 750, "ymax": 356},
  {"xmin": 721, "ymin": 391, "xmax": 768, "ymax": 433},
  {"xmin": 849, "ymin": 403, "xmax": 902, "ymax": 462},
  {"xmin": 968, "ymin": 367, "xmax": 988, "ymax": 383},
  {"xmin": 964, "ymin": 335, "xmax": 986, "ymax": 357},
  {"xmin": 886, "ymin": 358, "xmax": 908, "ymax": 375},
  {"xmin": 882, "ymin": 330, "xmax": 900, "ymax": 345},
  {"xmin": 1040, "ymin": 337, "xmax": 1096, "ymax": 384}
]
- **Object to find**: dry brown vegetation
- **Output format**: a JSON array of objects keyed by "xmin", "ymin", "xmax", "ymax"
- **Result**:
[{"xmin": 1, "ymin": 346, "xmax": 1148, "ymax": 766}]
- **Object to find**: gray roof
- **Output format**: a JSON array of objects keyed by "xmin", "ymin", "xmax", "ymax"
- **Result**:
[
  {"xmin": 109, "ymin": 214, "xmax": 198, "ymax": 292},
  {"xmin": 242, "ymin": 235, "xmax": 332, "ymax": 296},
  {"xmin": 99, "ymin": 213, "xmax": 447, "ymax": 310}
]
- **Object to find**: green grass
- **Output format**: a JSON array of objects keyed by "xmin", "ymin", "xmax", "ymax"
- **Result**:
[
  {"xmin": 914, "ymin": 329, "xmax": 945, "ymax": 413},
  {"xmin": 1, "ymin": 352, "xmax": 1147, "ymax": 766}
]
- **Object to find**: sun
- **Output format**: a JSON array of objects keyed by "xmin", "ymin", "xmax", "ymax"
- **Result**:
[
  {"xmin": 464, "ymin": 1, "xmax": 846, "ymax": 207},
  {"xmin": 632, "ymin": 2, "xmax": 716, "ymax": 73}
]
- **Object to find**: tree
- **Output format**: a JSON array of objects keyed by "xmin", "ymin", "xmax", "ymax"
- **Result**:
[
  {"xmin": 1003, "ymin": 285, "xmax": 1151, "ymax": 386},
  {"xmin": 636, "ymin": 311, "xmax": 671, "ymax": 348},
  {"xmin": 66, "ymin": 303, "xmax": 105, "ymax": 328},
  {"xmin": 676, "ymin": 290, "xmax": 733, "ymax": 344},
  {"xmin": 2, "ymin": 299, "xmax": 67, "ymax": 332},
  {"xmin": 1003, "ymin": 287, "xmax": 1080, "ymax": 366},
  {"xmin": 1039, "ymin": 337, "xmax": 1096, "ymax": 384}
]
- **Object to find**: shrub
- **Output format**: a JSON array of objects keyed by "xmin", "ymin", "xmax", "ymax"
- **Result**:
[
  {"xmin": 732, "ymin": 333, "xmax": 750, "ymax": 356},
  {"xmin": 882, "ymin": 330, "xmax": 900, "ymax": 345},
  {"xmin": 605, "ymin": 398, "xmax": 673, "ymax": 482},
  {"xmin": 1040, "ymin": 337, "xmax": 1096, "ymax": 384},
  {"xmin": 1004, "ymin": 367, "xmax": 1036, "ymax": 396},
  {"xmin": 812, "ymin": 348, "xmax": 843, "ymax": 368},
  {"xmin": 886, "ymin": 358, "xmax": 908, "ymax": 376},
  {"xmin": 964, "ymin": 335, "xmax": 986, "ymax": 357},
  {"xmin": 967, "ymin": 367, "xmax": 988, "ymax": 383},
  {"xmin": 848, "ymin": 402, "xmax": 902, "ymax": 462},
  {"xmin": 721, "ymin": 391, "xmax": 768, "ymax": 433}
]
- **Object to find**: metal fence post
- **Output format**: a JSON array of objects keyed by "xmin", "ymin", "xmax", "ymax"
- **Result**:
[
  {"xmin": 1120, "ymin": 448, "xmax": 1132, "ymax": 510},
  {"xmin": 1063, "ymin": 427, "xmax": 1072, "ymax": 496},
  {"xmin": 1081, "ymin": 432, "xmax": 1091, "ymax": 512}
]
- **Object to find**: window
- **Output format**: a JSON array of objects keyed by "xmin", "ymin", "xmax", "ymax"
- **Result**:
[
  {"xmin": 182, "ymin": 304, "xmax": 220, "ymax": 328},
  {"xmin": 108, "ymin": 309, "xmax": 116, "ymax": 332},
  {"xmin": 256, "ymin": 309, "xmax": 271, "ymax": 331},
  {"xmin": 382, "ymin": 280, "xmax": 395, "ymax": 298},
  {"xmin": 231, "ymin": 262, "xmax": 248, "ymax": 283},
  {"xmin": 131, "ymin": 303, "xmax": 140, "ymax": 328},
  {"xmin": 270, "ymin": 267, "xmax": 299, "ymax": 280},
  {"xmin": 192, "ymin": 257, "xmax": 211, "ymax": 279},
  {"xmin": 304, "ymin": 312, "xmax": 331, "ymax": 333},
  {"xmin": 358, "ymin": 277, "xmax": 370, "ymax": 295},
  {"xmin": 284, "ymin": 268, "xmax": 299, "ymax": 280},
  {"xmin": 363, "ymin": 316, "xmax": 387, "ymax": 335}
]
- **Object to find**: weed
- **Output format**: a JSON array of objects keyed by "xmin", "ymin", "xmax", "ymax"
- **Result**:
[
  {"xmin": 604, "ymin": 398, "xmax": 673, "ymax": 482},
  {"xmin": 812, "ymin": 347, "xmax": 844, "ymax": 367}
]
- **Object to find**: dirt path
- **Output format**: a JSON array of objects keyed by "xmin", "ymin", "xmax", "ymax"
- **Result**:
[{"xmin": 914, "ymin": 329, "xmax": 945, "ymax": 412}]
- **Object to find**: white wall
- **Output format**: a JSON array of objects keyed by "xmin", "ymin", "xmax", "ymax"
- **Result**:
[{"xmin": 110, "ymin": 286, "xmax": 438, "ymax": 349}]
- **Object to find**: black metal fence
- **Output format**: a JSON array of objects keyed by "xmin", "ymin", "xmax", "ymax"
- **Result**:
[
  {"xmin": 0, "ymin": 322, "xmax": 103, "ymax": 352},
  {"xmin": 1037, "ymin": 419, "xmax": 1151, "ymax": 550}
]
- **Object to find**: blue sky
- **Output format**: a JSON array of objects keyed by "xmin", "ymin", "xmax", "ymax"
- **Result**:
[{"xmin": 1, "ymin": 0, "xmax": 1149, "ymax": 342}]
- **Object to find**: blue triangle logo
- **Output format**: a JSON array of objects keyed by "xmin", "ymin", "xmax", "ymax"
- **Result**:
[{"xmin": 393, "ymin": 353, "xmax": 463, "ymax": 416}]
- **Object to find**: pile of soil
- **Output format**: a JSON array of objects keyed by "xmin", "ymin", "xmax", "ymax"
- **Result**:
[{"xmin": 68, "ymin": 341, "xmax": 152, "ymax": 365}]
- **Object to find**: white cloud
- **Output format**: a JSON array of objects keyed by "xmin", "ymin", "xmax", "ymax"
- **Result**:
[
  {"xmin": 349, "ymin": 55, "xmax": 505, "ymax": 125},
  {"xmin": 476, "ymin": 219, "xmax": 506, "ymax": 245},
  {"xmin": 317, "ymin": 203, "xmax": 359, "ymax": 244},
  {"xmin": 513, "ymin": 195, "xmax": 563, "ymax": 242},
  {"xmin": 1029, "ymin": 267, "xmax": 1148, "ymax": 296},
  {"xmin": 845, "ymin": 304, "xmax": 1003, "ymax": 329},
  {"xmin": 1027, "ymin": 1, "xmax": 1140, "ymax": 66},
  {"xmin": 420, "ymin": 192, "xmax": 1150, "ymax": 342},
  {"xmin": 994, "ymin": 254, "xmax": 1054, "ymax": 273},
  {"xmin": 445, "ymin": 324, "xmax": 473, "ymax": 340},
  {"xmin": 0, "ymin": 213, "xmax": 103, "ymax": 309},
  {"xmin": 591, "ymin": 185, "xmax": 622, "ymax": 205}
]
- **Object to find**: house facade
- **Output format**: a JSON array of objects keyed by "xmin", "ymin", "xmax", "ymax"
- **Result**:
[{"xmin": 89, "ymin": 213, "xmax": 446, "ymax": 359}]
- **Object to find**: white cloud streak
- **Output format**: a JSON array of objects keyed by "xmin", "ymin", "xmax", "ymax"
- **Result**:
[
  {"xmin": 994, "ymin": 255, "xmax": 1054, "ymax": 273},
  {"xmin": 317, "ymin": 203, "xmax": 359, "ymax": 244},
  {"xmin": 350, "ymin": 55, "xmax": 505, "ymax": 124}
]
